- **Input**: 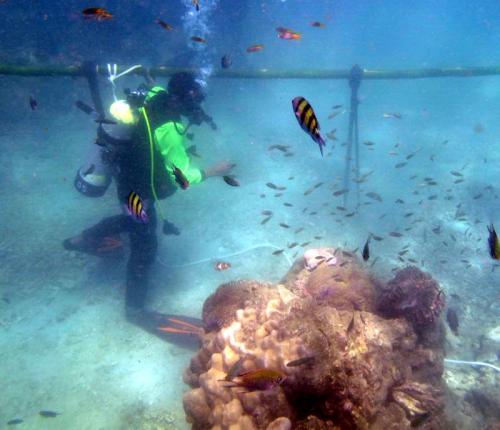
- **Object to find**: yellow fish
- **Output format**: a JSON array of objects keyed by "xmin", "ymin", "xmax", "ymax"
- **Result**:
[
  {"xmin": 125, "ymin": 191, "xmax": 148, "ymax": 224},
  {"xmin": 292, "ymin": 97, "xmax": 326, "ymax": 156},
  {"xmin": 220, "ymin": 368, "xmax": 285, "ymax": 391}
]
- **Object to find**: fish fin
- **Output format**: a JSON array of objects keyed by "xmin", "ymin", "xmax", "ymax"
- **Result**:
[{"xmin": 317, "ymin": 135, "xmax": 326, "ymax": 156}]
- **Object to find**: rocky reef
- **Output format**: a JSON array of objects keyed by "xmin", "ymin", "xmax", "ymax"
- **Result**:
[{"xmin": 183, "ymin": 248, "xmax": 451, "ymax": 429}]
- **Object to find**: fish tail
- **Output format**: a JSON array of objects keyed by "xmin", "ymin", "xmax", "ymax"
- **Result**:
[{"xmin": 317, "ymin": 135, "xmax": 326, "ymax": 156}]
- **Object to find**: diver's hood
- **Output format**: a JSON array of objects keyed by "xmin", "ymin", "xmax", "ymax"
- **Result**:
[{"xmin": 98, "ymin": 122, "xmax": 134, "ymax": 146}]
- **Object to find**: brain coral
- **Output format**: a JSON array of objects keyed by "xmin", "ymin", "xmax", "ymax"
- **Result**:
[{"xmin": 183, "ymin": 250, "xmax": 448, "ymax": 429}]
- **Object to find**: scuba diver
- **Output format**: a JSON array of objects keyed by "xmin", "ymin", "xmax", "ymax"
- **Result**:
[{"xmin": 64, "ymin": 69, "xmax": 234, "ymax": 341}]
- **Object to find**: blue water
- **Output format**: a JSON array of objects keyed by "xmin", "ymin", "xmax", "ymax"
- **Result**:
[{"xmin": 0, "ymin": 0, "xmax": 499, "ymax": 428}]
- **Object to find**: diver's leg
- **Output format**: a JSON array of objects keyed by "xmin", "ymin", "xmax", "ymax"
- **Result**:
[
  {"xmin": 63, "ymin": 215, "xmax": 129, "ymax": 256},
  {"xmin": 125, "ymin": 207, "xmax": 158, "ymax": 311},
  {"xmin": 123, "ymin": 208, "xmax": 202, "ymax": 347},
  {"xmin": 81, "ymin": 214, "xmax": 130, "ymax": 238}
]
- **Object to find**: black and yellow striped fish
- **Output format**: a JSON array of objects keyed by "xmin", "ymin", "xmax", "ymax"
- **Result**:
[
  {"xmin": 487, "ymin": 224, "xmax": 500, "ymax": 259},
  {"xmin": 126, "ymin": 191, "xmax": 149, "ymax": 224},
  {"xmin": 292, "ymin": 97, "xmax": 326, "ymax": 156}
]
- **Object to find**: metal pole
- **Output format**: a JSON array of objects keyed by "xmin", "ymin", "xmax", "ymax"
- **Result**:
[
  {"xmin": 343, "ymin": 65, "xmax": 363, "ymax": 208},
  {"xmin": 3, "ymin": 64, "xmax": 500, "ymax": 79},
  {"xmin": 80, "ymin": 61, "xmax": 104, "ymax": 117}
]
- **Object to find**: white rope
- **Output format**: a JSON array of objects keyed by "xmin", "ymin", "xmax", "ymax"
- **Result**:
[
  {"xmin": 107, "ymin": 63, "xmax": 142, "ymax": 102},
  {"xmin": 157, "ymin": 244, "xmax": 294, "ymax": 268},
  {"xmin": 444, "ymin": 358, "xmax": 500, "ymax": 372}
]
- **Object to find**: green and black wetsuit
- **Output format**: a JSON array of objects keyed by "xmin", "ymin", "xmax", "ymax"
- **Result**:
[{"xmin": 82, "ymin": 87, "xmax": 204, "ymax": 310}]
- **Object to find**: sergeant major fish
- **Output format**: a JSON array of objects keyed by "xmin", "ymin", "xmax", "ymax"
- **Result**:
[
  {"xmin": 292, "ymin": 97, "xmax": 326, "ymax": 156},
  {"xmin": 125, "ymin": 191, "xmax": 148, "ymax": 224}
]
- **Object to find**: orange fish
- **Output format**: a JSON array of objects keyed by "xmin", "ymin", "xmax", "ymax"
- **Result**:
[
  {"xmin": 191, "ymin": 36, "xmax": 207, "ymax": 43},
  {"xmin": 215, "ymin": 261, "xmax": 231, "ymax": 271},
  {"xmin": 246, "ymin": 44, "xmax": 264, "ymax": 53},
  {"xmin": 172, "ymin": 165, "xmax": 189, "ymax": 189},
  {"xmin": 156, "ymin": 19, "xmax": 173, "ymax": 31},
  {"xmin": 82, "ymin": 7, "xmax": 113, "ymax": 21},
  {"xmin": 276, "ymin": 27, "xmax": 301, "ymax": 40},
  {"xmin": 221, "ymin": 368, "xmax": 286, "ymax": 391},
  {"xmin": 310, "ymin": 21, "xmax": 325, "ymax": 28}
]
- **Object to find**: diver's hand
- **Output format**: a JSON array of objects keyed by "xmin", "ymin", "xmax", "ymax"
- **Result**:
[
  {"xmin": 162, "ymin": 220, "xmax": 181, "ymax": 236},
  {"xmin": 205, "ymin": 161, "xmax": 235, "ymax": 177},
  {"xmin": 205, "ymin": 115, "xmax": 217, "ymax": 131},
  {"xmin": 140, "ymin": 66, "xmax": 155, "ymax": 85}
]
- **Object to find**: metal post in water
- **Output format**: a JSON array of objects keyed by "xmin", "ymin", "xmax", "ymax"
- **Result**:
[
  {"xmin": 343, "ymin": 65, "xmax": 363, "ymax": 208},
  {"xmin": 80, "ymin": 61, "xmax": 104, "ymax": 118}
]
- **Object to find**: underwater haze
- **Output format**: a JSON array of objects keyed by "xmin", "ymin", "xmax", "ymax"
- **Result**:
[{"xmin": 0, "ymin": 0, "xmax": 499, "ymax": 429}]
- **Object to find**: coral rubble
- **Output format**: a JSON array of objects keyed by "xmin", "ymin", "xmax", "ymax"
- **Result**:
[{"xmin": 183, "ymin": 248, "xmax": 450, "ymax": 429}]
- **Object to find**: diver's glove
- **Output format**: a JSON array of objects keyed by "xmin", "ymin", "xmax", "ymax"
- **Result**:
[
  {"xmin": 206, "ymin": 115, "xmax": 218, "ymax": 131},
  {"xmin": 190, "ymin": 108, "xmax": 218, "ymax": 130},
  {"xmin": 162, "ymin": 219, "xmax": 181, "ymax": 236}
]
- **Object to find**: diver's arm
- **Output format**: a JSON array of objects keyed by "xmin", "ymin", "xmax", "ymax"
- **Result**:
[
  {"xmin": 190, "ymin": 107, "xmax": 218, "ymax": 130},
  {"xmin": 203, "ymin": 161, "xmax": 235, "ymax": 178},
  {"xmin": 140, "ymin": 67, "xmax": 155, "ymax": 86},
  {"xmin": 167, "ymin": 147, "xmax": 204, "ymax": 184},
  {"xmin": 155, "ymin": 123, "xmax": 204, "ymax": 184}
]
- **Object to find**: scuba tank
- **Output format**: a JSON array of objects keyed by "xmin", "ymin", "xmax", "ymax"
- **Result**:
[
  {"xmin": 74, "ymin": 143, "xmax": 112, "ymax": 197},
  {"xmin": 74, "ymin": 100, "xmax": 136, "ymax": 197},
  {"xmin": 73, "ymin": 100, "xmax": 116, "ymax": 197},
  {"xmin": 73, "ymin": 61, "xmax": 139, "ymax": 198}
]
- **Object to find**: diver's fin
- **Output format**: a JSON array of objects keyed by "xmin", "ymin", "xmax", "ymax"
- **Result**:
[
  {"xmin": 63, "ymin": 234, "xmax": 124, "ymax": 258},
  {"xmin": 158, "ymin": 326, "xmax": 195, "ymax": 335},
  {"xmin": 75, "ymin": 100, "xmax": 95, "ymax": 115},
  {"xmin": 167, "ymin": 317, "xmax": 202, "ymax": 331},
  {"xmin": 162, "ymin": 220, "xmax": 181, "ymax": 236},
  {"xmin": 157, "ymin": 315, "xmax": 203, "ymax": 336},
  {"xmin": 127, "ymin": 310, "xmax": 203, "ymax": 349}
]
